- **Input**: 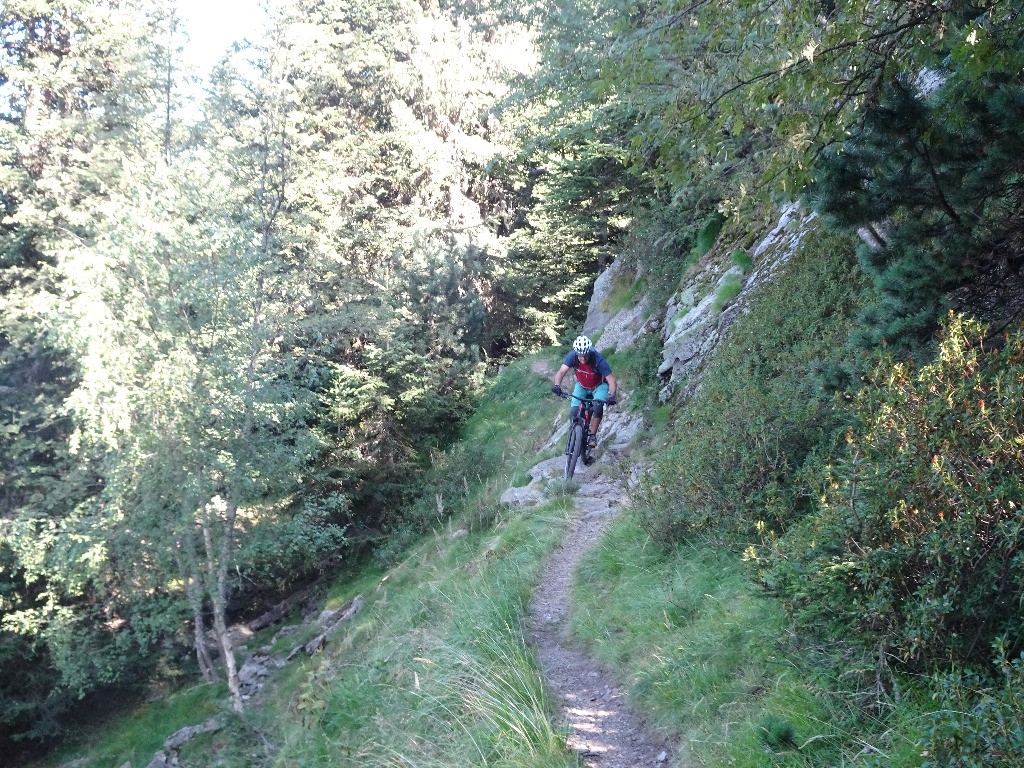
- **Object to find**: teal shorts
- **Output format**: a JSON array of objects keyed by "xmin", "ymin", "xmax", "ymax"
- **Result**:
[{"xmin": 570, "ymin": 381, "xmax": 609, "ymax": 418}]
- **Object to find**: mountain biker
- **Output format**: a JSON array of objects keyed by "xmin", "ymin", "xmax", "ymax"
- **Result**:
[{"xmin": 551, "ymin": 335, "xmax": 617, "ymax": 450}]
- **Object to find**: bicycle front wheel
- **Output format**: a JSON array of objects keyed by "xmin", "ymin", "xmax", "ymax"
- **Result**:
[{"xmin": 565, "ymin": 423, "xmax": 584, "ymax": 479}]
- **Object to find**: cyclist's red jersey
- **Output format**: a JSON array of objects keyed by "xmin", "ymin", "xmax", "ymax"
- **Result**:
[
  {"xmin": 563, "ymin": 349, "xmax": 612, "ymax": 390},
  {"xmin": 575, "ymin": 359, "xmax": 603, "ymax": 389}
]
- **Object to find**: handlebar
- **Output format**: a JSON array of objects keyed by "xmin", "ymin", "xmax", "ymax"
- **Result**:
[{"xmin": 555, "ymin": 391, "xmax": 611, "ymax": 405}]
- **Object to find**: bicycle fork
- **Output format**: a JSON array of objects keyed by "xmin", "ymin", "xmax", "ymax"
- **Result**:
[{"xmin": 565, "ymin": 414, "xmax": 593, "ymax": 459}]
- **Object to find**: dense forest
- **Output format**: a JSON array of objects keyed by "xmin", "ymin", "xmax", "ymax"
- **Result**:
[{"xmin": 2, "ymin": 0, "xmax": 1023, "ymax": 764}]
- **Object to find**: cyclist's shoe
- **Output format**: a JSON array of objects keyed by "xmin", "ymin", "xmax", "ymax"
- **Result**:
[{"xmin": 588, "ymin": 435, "xmax": 598, "ymax": 450}]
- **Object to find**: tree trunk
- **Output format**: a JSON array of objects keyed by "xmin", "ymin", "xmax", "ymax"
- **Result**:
[
  {"xmin": 211, "ymin": 589, "xmax": 242, "ymax": 712},
  {"xmin": 174, "ymin": 526, "xmax": 218, "ymax": 681},
  {"xmin": 192, "ymin": 597, "xmax": 218, "ymax": 682},
  {"xmin": 201, "ymin": 499, "xmax": 243, "ymax": 712}
]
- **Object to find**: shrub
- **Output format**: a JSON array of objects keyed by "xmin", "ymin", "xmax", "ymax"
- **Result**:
[
  {"xmin": 921, "ymin": 641, "xmax": 1024, "ymax": 768},
  {"xmin": 631, "ymin": 228, "xmax": 869, "ymax": 546},
  {"xmin": 768, "ymin": 315, "xmax": 1024, "ymax": 667}
]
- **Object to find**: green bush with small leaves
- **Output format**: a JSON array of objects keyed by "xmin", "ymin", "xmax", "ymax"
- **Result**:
[
  {"xmin": 921, "ymin": 640, "xmax": 1024, "ymax": 768},
  {"xmin": 767, "ymin": 315, "xmax": 1024, "ymax": 668},
  {"xmin": 631, "ymin": 228, "xmax": 868, "ymax": 545}
]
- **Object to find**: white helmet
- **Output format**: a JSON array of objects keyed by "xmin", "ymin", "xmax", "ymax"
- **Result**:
[{"xmin": 572, "ymin": 335, "xmax": 593, "ymax": 355}]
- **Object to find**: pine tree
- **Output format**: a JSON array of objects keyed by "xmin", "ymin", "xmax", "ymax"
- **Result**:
[
  {"xmin": 810, "ymin": 35, "xmax": 1024, "ymax": 352},
  {"xmin": 0, "ymin": 0, "xmax": 176, "ymax": 747}
]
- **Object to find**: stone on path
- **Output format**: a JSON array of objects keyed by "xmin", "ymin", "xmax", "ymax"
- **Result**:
[{"xmin": 500, "ymin": 484, "xmax": 546, "ymax": 507}]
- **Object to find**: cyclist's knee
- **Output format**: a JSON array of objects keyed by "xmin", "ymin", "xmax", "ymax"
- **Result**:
[{"xmin": 594, "ymin": 403, "xmax": 605, "ymax": 419}]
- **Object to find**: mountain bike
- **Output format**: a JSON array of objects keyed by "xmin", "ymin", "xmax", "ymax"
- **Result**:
[{"xmin": 557, "ymin": 392, "xmax": 609, "ymax": 479}]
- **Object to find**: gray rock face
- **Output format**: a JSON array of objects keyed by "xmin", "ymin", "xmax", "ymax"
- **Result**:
[
  {"xmin": 658, "ymin": 204, "xmax": 817, "ymax": 400},
  {"xmin": 583, "ymin": 258, "xmax": 648, "ymax": 352},
  {"xmin": 658, "ymin": 265, "xmax": 741, "ymax": 392},
  {"xmin": 541, "ymin": 417, "xmax": 571, "ymax": 454},
  {"xmin": 747, "ymin": 204, "xmax": 815, "ymax": 289},
  {"xmin": 595, "ymin": 295, "xmax": 649, "ymax": 353},
  {"xmin": 499, "ymin": 484, "xmax": 546, "ymax": 507},
  {"xmin": 583, "ymin": 259, "xmax": 626, "ymax": 339},
  {"xmin": 599, "ymin": 406, "xmax": 643, "ymax": 454},
  {"xmin": 533, "ymin": 455, "xmax": 583, "ymax": 480},
  {"xmin": 294, "ymin": 595, "xmax": 364, "ymax": 658}
]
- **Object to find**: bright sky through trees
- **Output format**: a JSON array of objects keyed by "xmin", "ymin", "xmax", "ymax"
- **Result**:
[{"xmin": 174, "ymin": 0, "xmax": 271, "ymax": 75}]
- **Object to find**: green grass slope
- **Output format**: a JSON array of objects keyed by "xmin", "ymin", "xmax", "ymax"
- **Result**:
[
  {"xmin": 43, "ymin": 219, "xmax": 1012, "ymax": 768},
  {"xmin": 39, "ymin": 355, "xmax": 581, "ymax": 768}
]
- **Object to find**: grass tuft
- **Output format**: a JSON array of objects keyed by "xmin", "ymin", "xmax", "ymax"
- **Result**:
[
  {"xmin": 758, "ymin": 712, "xmax": 798, "ymax": 751},
  {"xmin": 449, "ymin": 626, "xmax": 569, "ymax": 764},
  {"xmin": 693, "ymin": 212, "xmax": 728, "ymax": 260},
  {"xmin": 730, "ymin": 249, "xmax": 753, "ymax": 273},
  {"xmin": 711, "ymin": 273, "xmax": 743, "ymax": 311}
]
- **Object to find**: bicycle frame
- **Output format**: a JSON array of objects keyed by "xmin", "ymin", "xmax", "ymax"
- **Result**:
[
  {"xmin": 569, "ymin": 394, "xmax": 598, "ymax": 433},
  {"xmin": 557, "ymin": 391, "xmax": 608, "ymax": 478}
]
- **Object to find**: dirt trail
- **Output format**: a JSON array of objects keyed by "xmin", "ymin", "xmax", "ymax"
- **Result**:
[{"xmin": 527, "ymin": 459, "xmax": 673, "ymax": 767}]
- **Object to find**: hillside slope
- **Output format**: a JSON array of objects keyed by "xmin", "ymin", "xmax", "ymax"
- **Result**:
[
  {"xmin": 37, "ymin": 193, "xmax": 1024, "ymax": 768},
  {"xmin": 35, "ymin": 201, "xmax": 801, "ymax": 765}
]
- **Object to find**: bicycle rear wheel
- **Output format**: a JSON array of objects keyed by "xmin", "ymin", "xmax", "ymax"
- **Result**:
[{"xmin": 565, "ymin": 423, "xmax": 584, "ymax": 479}]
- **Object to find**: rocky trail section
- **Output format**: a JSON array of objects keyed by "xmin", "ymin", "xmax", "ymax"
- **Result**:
[
  {"xmin": 508, "ymin": 401, "xmax": 674, "ymax": 767},
  {"xmin": 529, "ymin": 470, "xmax": 672, "ymax": 767}
]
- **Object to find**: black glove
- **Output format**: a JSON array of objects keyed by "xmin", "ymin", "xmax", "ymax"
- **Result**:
[
  {"xmin": 551, "ymin": 384, "xmax": 563, "ymax": 396},
  {"xmin": 606, "ymin": 393, "xmax": 617, "ymax": 405}
]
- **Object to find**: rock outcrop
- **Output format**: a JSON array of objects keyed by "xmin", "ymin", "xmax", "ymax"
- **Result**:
[
  {"xmin": 582, "ymin": 257, "xmax": 649, "ymax": 352},
  {"xmin": 574, "ymin": 204, "xmax": 819, "ymax": 403},
  {"xmin": 658, "ymin": 204, "xmax": 817, "ymax": 400}
]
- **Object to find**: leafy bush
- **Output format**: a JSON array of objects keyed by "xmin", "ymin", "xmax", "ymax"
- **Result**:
[
  {"xmin": 921, "ymin": 641, "xmax": 1024, "ymax": 768},
  {"xmin": 631, "ymin": 227, "xmax": 869, "ymax": 545},
  {"xmin": 768, "ymin": 315, "xmax": 1024, "ymax": 667}
]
